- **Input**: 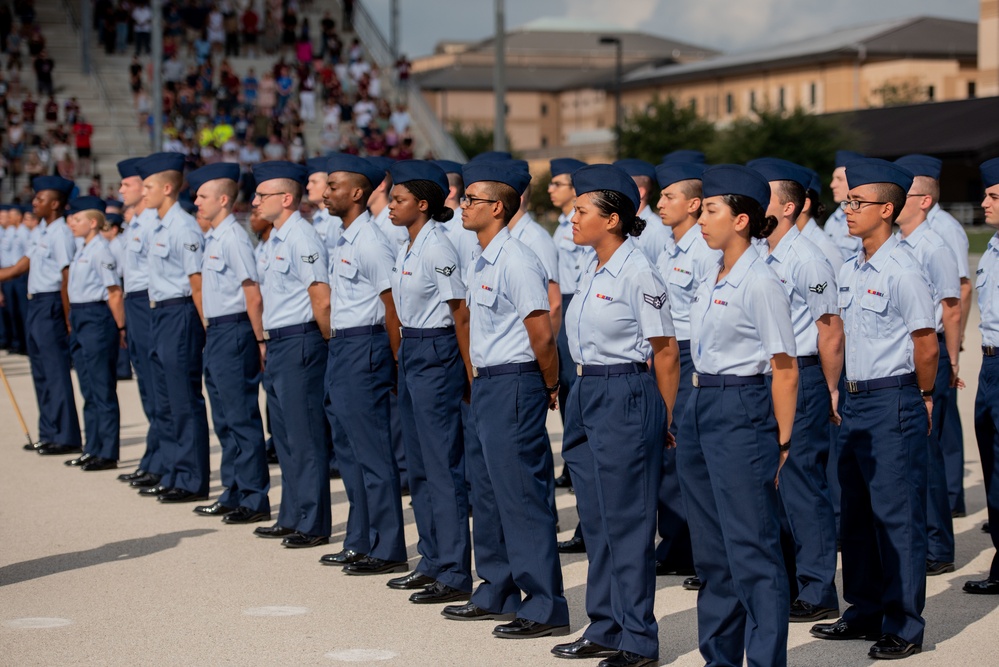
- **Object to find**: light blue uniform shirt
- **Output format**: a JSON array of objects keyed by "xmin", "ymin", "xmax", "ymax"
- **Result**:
[
  {"xmin": 690, "ymin": 245, "xmax": 796, "ymax": 376},
  {"xmin": 390, "ymin": 222, "xmax": 465, "ymax": 328},
  {"xmin": 837, "ymin": 235, "xmax": 935, "ymax": 381},
  {"xmin": 313, "ymin": 207, "xmax": 344, "ymax": 259},
  {"xmin": 634, "ymin": 204, "xmax": 674, "ymax": 264},
  {"xmin": 509, "ymin": 212, "xmax": 560, "ymax": 286},
  {"xmin": 107, "ymin": 234, "xmax": 126, "ymax": 278},
  {"xmin": 765, "ymin": 226, "xmax": 839, "ymax": 357},
  {"xmin": 567, "ymin": 238, "xmax": 675, "ymax": 365},
  {"xmin": 27, "ymin": 217, "xmax": 75, "ymax": 295},
  {"xmin": 555, "ymin": 211, "xmax": 595, "ymax": 295},
  {"xmin": 0, "ymin": 226, "xmax": 16, "ymax": 266},
  {"xmin": 68, "ymin": 236, "xmax": 120, "ymax": 303},
  {"xmin": 442, "ymin": 214, "xmax": 480, "ymax": 273},
  {"xmin": 801, "ymin": 218, "xmax": 844, "ymax": 273},
  {"xmin": 202, "ymin": 215, "xmax": 259, "ymax": 319},
  {"xmin": 373, "ymin": 205, "xmax": 410, "ymax": 249},
  {"xmin": 897, "ymin": 222, "xmax": 960, "ymax": 334},
  {"xmin": 467, "ymin": 227, "xmax": 550, "ymax": 368},
  {"xmin": 15, "ymin": 224, "xmax": 31, "ymax": 261},
  {"xmin": 123, "ymin": 208, "xmax": 156, "ymax": 293},
  {"xmin": 977, "ymin": 233, "xmax": 999, "ymax": 347},
  {"xmin": 330, "ymin": 211, "xmax": 396, "ymax": 330},
  {"xmin": 926, "ymin": 203, "xmax": 970, "ymax": 279},
  {"xmin": 259, "ymin": 213, "xmax": 328, "ymax": 330},
  {"xmin": 825, "ymin": 207, "xmax": 863, "ymax": 263},
  {"xmin": 656, "ymin": 226, "xmax": 721, "ymax": 342},
  {"xmin": 148, "ymin": 202, "xmax": 204, "ymax": 302}
]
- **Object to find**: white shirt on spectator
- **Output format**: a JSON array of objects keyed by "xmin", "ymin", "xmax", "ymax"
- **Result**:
[
  {"xmin": 132, "ymin": 6, "xmax": 152, "ymax": 33},
  {"xmin": 390, "ymin": 109, "xmax": 410, "ymax": 134},
  {"xmin": 353, "ymin": 99, "xmax": 376, "ymax": 129},
  {"xmin": 348, "ymin": 60, "xmax": 371, "ymax": 83}
]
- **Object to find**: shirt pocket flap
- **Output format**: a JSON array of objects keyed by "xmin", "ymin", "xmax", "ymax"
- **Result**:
[
  {"xmin": 976, "ymin": 271, "xmax": 987, "ymax": 289},
  {"xmin": 127, "ymin": 236, "xmax": 144, "ymax": 253},
  {"xmin": 667, "ymin": 268, "xmax": 694, "ymax": 288},
  {"xmin": 150, "ymin": 242, "xmax": 170, "ymax": 258},
  {"xmin": 270, "ymin": 256, "xmax": 291, "ymax": 274},
  {"xmin": 837, "ymin": 290, "xmax": 853, "ymax": 309},
  {"xmin": 204, "ymin": 255, "xmax": 226, "ymax": 272},
  {"xmin": 474, "ymin": 286, "xmax": 497, "ymax": 308},
  {"xmin": 860, "ymin": 291, "xmax": 889, "ymax": 314},
  {"xmin": 336, "ymin": 258, "xmax": 359, "ymax": 279}
]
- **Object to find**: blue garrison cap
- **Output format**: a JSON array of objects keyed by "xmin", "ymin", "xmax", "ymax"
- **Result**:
[
  {"xmin": 462, "ymin": 161, "xmax": 531, "ymax": 196},
  {"xmin": 845, "ymin": 158, "xmax": 914, "ymax": 192},
  {"xmin": 613, "ymin": 158, "xmax": 656, "ymax": 182},
  {"xmin": 894, "ymin": 154, "xmax": 942, "ymax": 180},
  {"xmin": 0, "ymin": 204, "xmax": 10, "ymax": 211},
  {"xmin": 32, "ymin": 175, "xmax": 75, "ymax": 195},
  {"xmin": 835, "ymin": 150, "xmax": 864, "ymax": 169},
  {"xmin": 326, "ymin": 154, "xmax": 384, "ymax": 188},
  {"xmin": 550, "ymin": 158, "xmax": 586, "ymax": 178},
  {"xmin": 117, "ymin": 157, "xmax": 144, "ymax": 179},
  {"xmin": 506, "ymin": 159, "xmax": 530, "ymax": 174},
  {"xmin": 135, "ymin": 152, "xmax": 186, "ymax": 179},
  {"xmin": 187, "ymin": 163, "xmax": 240, "ymax": 194},
  {"xmin": 701, "ymin": 165, "xmax": 771, "ymax": 210},
  {"xmin": 980, "ymin": 158, "xmax": 999, "ymax": 189},
  {"xmin": 662, "ymin": 149, "xmax": 706, "ymax": 165},
  {"xmin": 655, "ymin": 162, "xmax": 706, "ymax": 189},
  {"xmin": 67, "ymin": 195, "xmax": 107, "ymax": 214},
  {"xmin": 105, "ymin": 198, "xmax": 124, "ymax": 209},
  {"xmin": 805, "ymin": 168, "xmax": 822, "ymax": 195},
  {"xmin": 179, "ymin": 191, "xmax": 198, "ymax": 215},
  {"xmin": 388, "ymin": 160, "xmax": 449, "ymax": 199},
  {"xmin": 432, "ymin": 159, "xmax": 463, "ymax": 175},
  {"xmin": 747, "ymin": 157, "xmax": 812, "ymax": 190},
  {"xmin": 19, "ymin": 204, "xmax": 33, "ymax": 214},
  {"xmin": 469, "ymin": 151, "xmax": 512, "ymax": 163},
  {"xmin": 106, "ymin": 212, "xmax": 124, "ymax": 227},
  {"xmin": 253, "ymin": 161, "xmax": 308, "ymax": 187},
  {"xmin": 366, "ymin": 156, "xmax": 395, "ymax": 174},
  {"xmin": 306, "ymin": 156, "xmax": 330, "ymax": 176},
  {"xmin": 572, "ymin": 164, "xmax": 641, "ymax": 212}
]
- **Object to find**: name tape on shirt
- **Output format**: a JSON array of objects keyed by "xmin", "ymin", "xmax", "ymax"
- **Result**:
[{"xmin": 643, "ymin": 292, "xmax": 667, "ymax": 309}]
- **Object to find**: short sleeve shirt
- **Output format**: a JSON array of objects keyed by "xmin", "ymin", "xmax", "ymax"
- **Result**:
[
  {"xmin": 897, "ymin": 222, "xmax": 960, "ymax": 333},
  {"xmin": 926, "ymin": 204, "xmax": 970, "ymax": 280},
  {"xmin": 656, "ymin": 226, "xmax": 721, "ymax": 342},
  {"xmin": 27, "ymin": 217, "xmax": 76, "ymax": 295},
  {"xmin": 977, "ymin": 233, "xmax": 999, "ymax": 347},
  {"xmin": 442, "ymin": 214, "xmax": 480, "ymax": 274},
  {"xmin": 148, "ymin": 202, "xmax": 204, "ymax": 302},
  {"xmin": 801, "ymin": 218, "xmax": 845, "ymax": 273},
  {"xmin": 825, "ymin": 207, "xmax": 863, "ymax": 263},
  {"xmin": 68, "ymin": 235, "xmax": 120, "ymax": 303},
  {"xmin": 390, "ymin": 222, "xmax": 466, "ymax": 328},
  {"xmin": 634, "ymin": 205, "xmax": 674, "ymax": 263},
  {"xmin": 202, "ymin": 215, "xmax": 259, "ymax": 319},
  {"xmin": 259, "ymin": 212, "xmax": 329, "ymax": 330},
  {"xmin": 509, "ymin": 213, "xmax": 560, "ymax": 286},
  {"xmin": 554, "ymin": 212, "xmax": 595, "ymax": 295},
  {"xmin": 330, "ymin": 211, "xmax": 396, "ymax": 330},
  {"xmin": 123, "ymin": 208, "xmax": 155, "ymax": 293}
]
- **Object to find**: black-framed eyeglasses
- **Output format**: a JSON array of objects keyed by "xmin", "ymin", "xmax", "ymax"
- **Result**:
[
  {"xmin": 253, "ymin": 191, "xmax": 287, "ymax": 200},
  {"xmin": 840, "ymin": 199, "xmax": 887, "ymax": 211},
  {"xmin": 459, "ymin": 195, "xmax": 498, "ymax": 207}
]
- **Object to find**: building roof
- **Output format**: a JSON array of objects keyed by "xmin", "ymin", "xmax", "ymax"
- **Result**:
[
  {"xmin": 623, "ymin": 16, "xmax": 977, "ymax": 88},
  {"xmin": 416, "ymin": 64, "xmax": 615, "ymax": 92}
]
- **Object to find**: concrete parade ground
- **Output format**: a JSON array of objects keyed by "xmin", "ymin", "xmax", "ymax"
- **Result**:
[{"xmin": 2, "ymin": 308, "xmax": 998, "ymax": 666}]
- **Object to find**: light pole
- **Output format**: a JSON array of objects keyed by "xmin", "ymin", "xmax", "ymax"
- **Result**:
[
  {"xmin": 493, "ymin": 0, "xmax": 506, "ymax": 152},
  {"xmin": 600, "ymin": 36, "xmax": 623, "ymax": 159}
]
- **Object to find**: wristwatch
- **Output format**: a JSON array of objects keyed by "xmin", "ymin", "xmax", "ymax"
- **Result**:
[
  {"xmin": 778, "ymin": 441, "xmax": 791, "ymax": 453},
  {"xmin": 920, "ymin": 387, "xmax": 934, "ymax": 398}
]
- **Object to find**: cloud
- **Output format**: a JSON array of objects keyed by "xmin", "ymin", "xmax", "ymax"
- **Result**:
[{"xmin": 563, "ymin": 0, "xmax": 658, "ymax": 30}]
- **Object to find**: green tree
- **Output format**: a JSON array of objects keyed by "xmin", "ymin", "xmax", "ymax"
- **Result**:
[
  {"xmin": 618, "ymin": 97, "xmax": 717, "ymax": 164},
  {"xmin": 448, "ymin": 124, "xmax": 510, "ymax": 160}
]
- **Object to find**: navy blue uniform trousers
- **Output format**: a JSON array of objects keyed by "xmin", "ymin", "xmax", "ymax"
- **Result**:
[
  {"xmin": 940, "ymin": 365, "xmax": 965, "ymax": 515},
  {"xmin": 69, "ymin": 304, "xmax": 119, "ymax": 460},
  {"xmin": 398, "ymin": 333, "xmax": 471, "ymax": 591},
  {"xmin": 677, "ymin": 382, "xmax": 789, "ymax": 667},
  {"xmin": 204, "ymin": 320, "xmax": 270, "ymax": 514},
  {"xmin": 974, "ymin": 354, "xmax": 999, "ymax": 580},
  {"xmin": 2, "ymin": 276, "xmax": 28, "ymax": 354},
  {"xmin": 116, "ymin": 331, "xmax": 132, "ymax": 379},
  {"xmin": 265, "ymin": 329, "xmax": 330, "ymax": 536},
  {"xmin": 149, "ymin": 301, "xmax": 210, "ymax": 494},
  {"xmin": 556, "ymin": 293, "xmax": 576, "ymax": 418},
  {"xmin": 838, "ymin": 385, "xmax": 928, "ymax": 645},
  {"xmin": 26, "ymin": 292, "xmax": 81, "ymax": 447},
  {"xmin": 927, "ymin": 339, "xmax": 955, "ymax": 562},
  {"xmin": 327, "ymin": 331, "xmax": 405, "ymax": 561},
  {"xmin": 563, "ymin": 370, "xmax": 665, "ymax": 659},
  {"xmin": 656, "ymin": 342, "xmax": 694, "ymax": 569},
  {"xmin": 468, "ymin": 370, "xmax": 569, "ymax": 626},
  {"xmin": 125, "ymin": 293, "xmax": 163, "ymax": 475},
  {"xmin": 777, "ymin": 362, "xmax": 839, "ymax": 610}
]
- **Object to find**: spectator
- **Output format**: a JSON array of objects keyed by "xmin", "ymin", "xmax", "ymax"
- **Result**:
[
  {"xmin": 206, "ymin": 4, "xmax": 224, "ymax": 55},
  {"xmin": 390, "ymin": 102, "xmax": 410, "ymax": 134},
  {"xmin": 26, "ymin": 26, "xmax": 45, "ymax": 58},
  {"xmin": 223, "ymin": 5, "xmax": 240, "ymax": 57},
  {"xmin": 299, "ymin": 65, "xmax": 316, "ymax": 121},
  {"xmin": 163, "ymin": 52, "xmax": 185, "ymax": 84},
  {"xmin": 114, "ymin": 1, "xmax": 130, "ymax": 54},
  {"xmin": 44, "ymin": 95, "xmax": 58, "ymax": 123},
  {"xmin": 132, "ymin": 1, "xmax": 152, "ymax": 56},
  {"xmin": 6, "ymin": 21, "xmax": 21, "ymax": 70},
  {"xmin": 130, "ymin": 56, "xmax": 144, "ymax": 106},
  {"xmin": 240, "ymin": 4, "xmax": 258, "ymax": 57},
  {"xmin": 23, "ymin": 150, "xmax": 44, "ymax": 184},
  {"xmin": 395, "ymin": 54, "xmax": 411, "ymax": 86},
  {"xmin": 55, "ymin": 150, "xmax": 75, "ymax": 180},
  {"xmin": 296, "ymin": 20, "xmax": 313, "ymax": 66},
  {"xmin": 21, "ymin": 93, "xmax": 37, "ymax": 127},
  {"xmin": 262, "ymin": 133, "xmax": 286, "ymax": 160},
  {"xmin": 180, "ymin": 0, "xmax": 208, "ymax": 53},
  {"xmin": 275, "ymin": 65, "xmax": 292, "ymax": 114},
  {"xmin": 257, "ymin": 70, "xmax": 276, "ymax": 117},
  {"xmin": 73, "ymin": 115, "xmax": 94, "ymax": 176},
  {"xmin": 194, "ymin": 29, "xmax": 211, "ymax": 65},
  {"xmin": 64, "ymin": 96, "xmax": 80, "ymax": 124},
  {"xmin": 33, "ymin": 49, "xmax": 54, "ymax": 96},
  {"xmin": 280, "ymin": 8, "xmax": 297, "ymax": 53},
  {"xmin": 353, "ymin": 92, "xmax": 376, "ymax": 134},
  {"xmin": 0, "ymin": 4, "xmax": 11, "ymax": 53}
]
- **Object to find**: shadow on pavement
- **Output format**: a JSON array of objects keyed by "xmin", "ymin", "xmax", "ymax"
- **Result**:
[{"xmin": 0, "ymin": 529, "xmax": 217, "ymax": 587}]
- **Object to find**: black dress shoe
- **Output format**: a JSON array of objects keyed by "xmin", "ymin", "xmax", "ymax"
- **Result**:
[
  {"xmin": 80, "ymin": 457, "xmax": 117, "ymax": 471},
  {"xmin": 129, "ymin": 473, "xmax": 162, "ymax": 488},
  {"xmin": 193, "ymin": 501, "xmax": 236, "ymax": 516},
  {"xmin": 117, "ymin": 468, "xmax": 147, "ymax": 482},
  {"xmin": 554, "ymin": 472, "xmax": 572, "ymax": 488},
  {"xmin": 329, "ymin": 467, "xmax": 341, "ymax": 479},
  {"xmin": 441, "ymin": 602, "xmax": 515, "ymax": 622},
  {"xmin": 158, "ymin": 489, "xmax": 209, "ymax": 503},
  {"xmin": 281, "ymin": 533, "xmax": 330, "ymax": 548},
  {"xmin": 409, "ymin": 581, "xmax": 470, "ymax": 604},
  {"xmin": 37, "ymin": 443, "xmax": 82, "ymax": 456},
  {"xmin": 983, "ymin": 522, "xmax": 991, "ymax": 533},
  {"xmin": 492, "ymin": 618, "xmax": 570, "ymax": 639},
  {"xmin": 342, "ymin": 556, "xmax": 408, "ymax": 575},
  {"xmin": 221, "ymin": 507, "xmax": 271, "ymax": 524},
  {"xmin": 65, "ymin": 453, "xmax": 95, "ymax": 466},
  {"xmin": 926, "ymin": 560, "xmax": 955, "ymax": 576},
  {"xmin": 868, "ymin": 633, "xmax": 921, "ymax": 659},
  {"xmin": 551, "ymin": 637, "xmax": 616, "ymax": 659},
  {"xmin": 963, "ymin": 578, "xmax": 999, "ymax": 594},
  {"xmin": 254, "ymin": 523, "xmax": 295, "ymax": 539},
  {"xmin": 681, "ymin": 576, "xmax": 701, "ymax": 591},
  {"xmin": 387, "ymin": 570, "xmax": 436, "ymax": 590},
  {"xmin": 789, "ymin": 600, "xmax": 838, "ymax": 623},
  {"xmin": 24, "ymin": 440, "xmax": 48, "ymax": 451},
  {"xmin": 319, "ymin": 549, "xmax": 366, "ymax": 565},
  {"xmin": 557, "ymin": 535, "xmax": 586, "ymax": 554},
  {"xmin": 951, "ymin": 509, "xmax": 966, "ymax": 518},
  {"xmin": 266, "ymin": 449, "xmax": 279, "ymax": 465},
  {"xmin": 598, "ymin": 650, "xmax": 658, "ymax": 667},
  {"xmin": 810, "ymin": 618, "xmax": 881, "ymax": 641},
  {"xmin": 655, "ymin": 561, "xmax": 695, "ymax": 577},
  {"xmin": 138, "ymin": 485, "xmax": 170, "ymax": 496}
]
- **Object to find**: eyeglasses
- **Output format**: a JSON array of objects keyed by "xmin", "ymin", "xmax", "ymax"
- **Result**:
[
  {"xmin": 547, "ymin": 181, "xmax": 572, "ymax": 190},
  {"xmin": 459, "ymin": 195, "xmax": 498, "ymax": 207},
  {"xmin": 840, "ymin": 199, "xmax": 887, "ymax": 211},
  {"xmin": 253, "ymin": 191, "xmax": 287, "ymax": 200},
  {"xmin": 906, "ymin": 194, "xmax": 929, "ymax": 198}
]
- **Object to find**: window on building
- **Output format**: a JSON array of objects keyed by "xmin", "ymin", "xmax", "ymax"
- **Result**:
[
  {"xmin": 540, "ymin": 103, "xmax": 548, "ymax": 116},
  {"xmin": 927, "ymin": 86, "xmax": 935, "ymax": 101},
  {"xmin": 810, "ymin": 83, "xmax": 817, "ymax": 107},
  {"xmin": 690, "ymin": 97, "xmax": 697, "ymax": 113},
  {"xmin": 968, "ymin": 81, "xmax": 977, "ymax": 99},
  {"xmin": 726, "ymin": 93, "xmax": 734, "ymax": 114},
  {"xmin": 778, "ymin": 86, "xmax": 785, "ymax": 111},
  {"xmin": 749, "ymin": 90, "xmax": 756, "ymax": 111},
  {"xmin": 541, "ymin": 136, "xmax": 548, "ymax": 147}
]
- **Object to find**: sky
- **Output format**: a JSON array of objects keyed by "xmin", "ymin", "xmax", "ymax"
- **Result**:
[{"xmin": 362, "ymin": 0, "xmax": 980, "ymax": 58}]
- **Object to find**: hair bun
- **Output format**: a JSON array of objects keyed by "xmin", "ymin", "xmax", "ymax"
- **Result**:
[
  {"xmin": 433, "ymin": 206, "xmax": 455, "ymax": 223},
  {"xmin": 629, "ymin": 216, "xmax": 647, "ymax": 237}
]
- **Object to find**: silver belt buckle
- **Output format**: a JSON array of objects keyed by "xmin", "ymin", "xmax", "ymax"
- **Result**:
[
  {"xmin": 262, "ymin": 331, "xmax": 271, "ymax": 341},
  {"xmin": 149, "ymin": 300, "xmax": 157, "ymax": 309},
  {"xmin": 472, "ymin": 366, "xmax": 480, "ymax": 378},
  {"xmin": 330, "ymin": 328, "xmax": 338, "ymax": 338},
  {"xmin": 846, "ymin": 380, "xmax": 859, "ymax": 393},
  {"xmin": 692, "ymin": 373, "xmax": 700, "ymax": 388},
  {"xmin": 576, "ymin": 364, "xmax": 583, "ymax": 376}
]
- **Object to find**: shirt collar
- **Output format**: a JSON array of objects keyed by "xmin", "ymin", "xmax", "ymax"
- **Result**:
[
  {"xmin": 207, "ymin": 214, "xmax": 236, "ymax": 241},
  {"xmin": 158, "ymin": 201, "xmax": 184, "ymax": 228},
  {"xmin": 719, "ymin": 244, "xmax": 760, "ymax": 288},
  {"xmin": 988, "ymin": 233, "xmax": 999, "ymax": 255},
  {"xmin": 803, "ymin": 218, "xmax": 821, "ymax": 235},
  {"xmin": 480, "ymin": 227, "xmax": 511, "ymax": 265},
  {"xmin": 768, "ymin": 225, "xmax": 800, "ymax": 264},
  {"xmin": 671, "ymin": 225, "xmax": 701, "ymax": 256},
  {"xmin": 273, "ymin": 211, "xmax": 303, "ymax": 242},
  {"xmin": 406, "ymin": 221, "xmax": 433, "ymax": 257},
  {"xmin": 862, "ymin": 234, "xmax": 899, "ymax": 272},
  {"xmin": 597, "ymin": 238, "xmax": 636, "ymax": 278},
  {"xmin": 341, "ymin": 210, "xmax": 372, "ymax": 245},
  {"xmin": 557, "ymin": 211, "xmax": 573, "ymax": 226},
  {"xmin": 898, "ymin": 220, "xmax": 929, "ymax": 247}
]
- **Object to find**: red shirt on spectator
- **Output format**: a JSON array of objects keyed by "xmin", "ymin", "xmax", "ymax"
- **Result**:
[
  {"xmin": 73, "ymin": 121, "xmax": 93, "ymax": 149},
  {"xmin": 21, "ymin": 97, "xmax": 38, "ymax": 122},
  {"xmin": 242, "ymin": 9, "xmax": 258, "ymax": 36},
  {"xmin": 44, "ymin": 97, "xmax": 58, "ymax": 122}
]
